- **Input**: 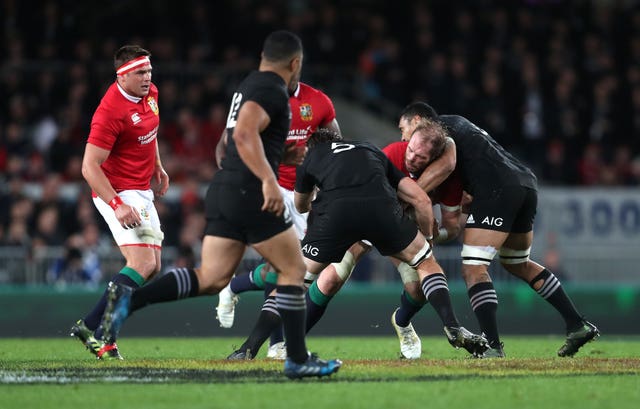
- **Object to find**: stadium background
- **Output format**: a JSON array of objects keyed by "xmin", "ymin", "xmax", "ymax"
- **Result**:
[{"xmin": 0, "ymin": 0, "xmax": 639, "ymax": 336}]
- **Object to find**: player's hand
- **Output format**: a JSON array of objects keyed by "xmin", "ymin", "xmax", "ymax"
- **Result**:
[
  {"xmin": 281, "ymin": 142, "xmax": 307, "ymax": 166},
  {"xmin": 153, "ymin": 166, "xmax": 170, "ymax": 196},
  {"xmin": 115, "ymin": 203, "xmax": 142, "ymax": 230},
  {"xmin": 261, "ymin": 177, "xmax": 284, "ymax": 216}
]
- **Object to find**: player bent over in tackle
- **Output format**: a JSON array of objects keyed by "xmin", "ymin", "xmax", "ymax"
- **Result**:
[{"xmin": 229, "ymin": 129, "xmax": 487, "ymax": 359}]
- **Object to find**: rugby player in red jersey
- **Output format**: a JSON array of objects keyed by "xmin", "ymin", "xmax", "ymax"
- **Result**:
[{"xmin": 70, "ymin": 45, "xmax": 169, "ymax": 360}]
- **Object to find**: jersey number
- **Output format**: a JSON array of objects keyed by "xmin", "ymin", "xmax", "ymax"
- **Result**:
[
  {"xmin": 226, "ymin": 92, "xmax": 243, "ymax": 128},
  {"xmin": 331, "ymin": 142, "xmax": 355, "ymax": 153}
]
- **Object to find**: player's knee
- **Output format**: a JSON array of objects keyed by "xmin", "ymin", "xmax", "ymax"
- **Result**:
[
  {"xmin": 461, "ymin": 244, "xmax": 497, "ymax": 267},
  {"xmin": 332, "ymin": 251, "xmax": 356, "ymax": 282},
  {"xmin": 397, "ymin": 262, "xmax": 420, "ymax": 284},
  {"xmin": 499, "ymin": 247, "xmax": 531, "ymax": 267},
  {"xmin": 128, "ymin": 258, "xmax": 158, "ymax": 279},
  {"xmin": 407, "ymin": 240, "xmax": 432, "ymax": 269}
]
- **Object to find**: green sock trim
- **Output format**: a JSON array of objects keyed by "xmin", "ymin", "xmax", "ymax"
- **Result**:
[
  {"xmin": 120, "ymin": 267, "xmax": 145, "ymax": 286},
  {"xmin": 309, "ymin": 281, "xmax": 332, "ymax": 306},
  {"xmin": 252, "ymin": 264, "xmax": 266, "ymax": 289},
  {"xmin": 403, "ymin": 290, "xmax": 426, "ymax": 307},
  {"xmin": 265, "ymin": 271, "xmax": 278, "ymax": 285}
]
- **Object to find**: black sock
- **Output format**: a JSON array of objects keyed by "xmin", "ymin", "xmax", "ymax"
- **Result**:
[
  {"xmin": 394, "ymin": 290, "xmax": 426, "ymax": 327},
  {"xmin": 276, "ymin": 285, "xmax": 307, "ymax": 363},
  {"xmin": 238, "ymin": 296, "xmax": 281, "ymax": 355},
  {"xmin": 229, "ymin": 273, "xmax": 260, "ymax": 294},
  {"xmin": 530, "ymin": 269, "xmax": 583, "ymax": 331},
  {"xmin": 421, "ymin": 273, "xmax": 458, "ymax": 328},
  {"xmin": 130, "ymin": 267, "xmax": 199, "ymax": 312},
  {"xmin": 262, "ymin": 281, "xmax": 284, "ymax": 345},
  {"xmin": 84, "ymin": 273, "xmax": 140, "ymax": 331},
  {"xmin": 269, "ymin": 326, "xmax": 284, "ymax": 346},
  {"xmin": 468, "ymin": 281, "xmax": 500, "ymax": 347}
]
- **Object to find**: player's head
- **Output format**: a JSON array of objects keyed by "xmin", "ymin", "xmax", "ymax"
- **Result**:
[
  {"xmin": 261, "ymin": 30, "xmax": 303, "ymax": 89},
  {"xmin": 398, "ymin": 102, "xmax": 438, "ymax": 142},
  {"xmin": 404, "ymin": 120, "xmax": 447, "ymax": 174},
  {"xmin": 307, "ymin": 128, "xmax": 343, "ymax": 149},
  {"xmin": 114, "ymin": 45, "xmax": 152, "ymax": 98}
]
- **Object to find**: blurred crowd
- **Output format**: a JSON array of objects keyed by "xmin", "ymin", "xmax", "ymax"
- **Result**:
[{"xmin": 1, "ymin": 0, "xmax": 639, "ymax": 284}]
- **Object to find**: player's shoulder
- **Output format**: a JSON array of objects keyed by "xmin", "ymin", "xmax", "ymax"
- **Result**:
[
  {"xmin": 149, "ymin": 82, "xmax": 159, "ymax": 95},
  {"xmin": 95, "ymin": 83, "xmax": 123, "ymax": 113},
  {"xmin": 298, "ymin": 82, "xmax": 332, "ymax": 102},
  {"xmin": 439, "ymin": 114, "xmax": 475, "ymax": 131}
]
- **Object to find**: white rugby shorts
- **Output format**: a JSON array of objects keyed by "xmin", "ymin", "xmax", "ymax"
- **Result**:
[
  {"xmin": 94, "ymin": 189, "xmax": 164, "ymax": 248},
  {"xmin": 280, "ymin": 186, "xmax": 308, "ymax": 240}
]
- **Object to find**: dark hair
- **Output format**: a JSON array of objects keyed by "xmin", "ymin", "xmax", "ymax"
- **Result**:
[
  {"xmin": 262, "ymin": 30, "xmax": 303, "ymax": 62},
  {"xmin": 307, "ymin": 128, "xmax": 342, "ymax": 149},
  {"xmin": 399, "ymin": 102, "xmax": 438, "ymax": 121},
  {"xmin": 114, "ymin": 45, "xmax": 151, "ymax": 70}
]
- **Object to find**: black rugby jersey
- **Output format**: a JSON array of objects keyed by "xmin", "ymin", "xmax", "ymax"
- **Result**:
[
  {"xmin": 440, "ymin": 115, "xmax": 537, "ymax": 197},
  {"xmin": 218, "ymin": 71, "xmax": 290, "ymax": 188},
  {"xmin": 295, "ymin": 141, "xmax": 406, "ymax": 211}
]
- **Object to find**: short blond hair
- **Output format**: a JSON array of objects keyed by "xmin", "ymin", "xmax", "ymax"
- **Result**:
[{"xmin": 411, "ymin": 119, "xmax": 448, "ymax": 163}]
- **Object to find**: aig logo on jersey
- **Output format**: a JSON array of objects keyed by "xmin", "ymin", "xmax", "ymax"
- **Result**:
[
  {"xmin": 299, "ymin": 103, "xmax": 313, "ymax": 121},
  {"xmin": 302, "ymin": 243, "xmax": 319, "ymax": 257},
  {"xmin": 468, "ymin": 214, "xmax": 503, "ymax": 227}
]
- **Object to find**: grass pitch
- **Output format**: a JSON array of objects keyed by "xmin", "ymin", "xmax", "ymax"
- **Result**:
[{"xmin": 1, "ymin": 336, "xmax": 639, "ymax": 409}]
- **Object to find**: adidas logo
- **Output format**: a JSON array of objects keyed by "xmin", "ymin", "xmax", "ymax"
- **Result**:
[{"xmin": 467, "ymin": 214, "xmax": 475, "ymax": 224}]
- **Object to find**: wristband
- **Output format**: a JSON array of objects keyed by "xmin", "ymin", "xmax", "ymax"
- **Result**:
[{"xmin": 109, "ymin": 196, "xmax": 124, "ymax": 211}]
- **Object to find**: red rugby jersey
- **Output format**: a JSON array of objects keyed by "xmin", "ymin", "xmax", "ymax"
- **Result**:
[
  {"xmin": 382, "ymin": 141, "xmax": 462, "ymax": 208},
  {"xmin": 87, "ymin": 82, "xmax": 160, "ymax": 192},
  {"xmin": 278, "ymin": 82, "xmax": 336, "ymax": 191}
]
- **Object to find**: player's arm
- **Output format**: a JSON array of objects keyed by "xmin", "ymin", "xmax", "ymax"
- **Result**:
[
  {"xmin": 397, "ymin": 177, "xmax": 434, "ymax": 238},
  {"xmin": 215, "ymin": 129, "xmax": 228, "ymax": 168},
  {"xmin": 233, "ymin": 101, "xmax": 283, "ymax": 216},
  {"xmin": 294, "ymin": 191, "xmax": 313, "ymax": 213},
  {"xmin": 322, "ymin": 118, "xmax": 341, "ymax": 136},
  {"xmin": 414, "ymin": 137, "xmax": 456, "ymax": 193},
  {"xmin": 434, "ymin": 206, "xmax": 462, "ymax": 243},
  {"xmin": 81, "ymin": 143, "xmax": 141, "ymax": 228},
  {"xmin": 153, "ymin": 141, "xmax": 169, "ymax": 196}
]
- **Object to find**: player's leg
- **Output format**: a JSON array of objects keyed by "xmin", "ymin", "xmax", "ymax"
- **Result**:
[
  {"xmin": 389, "ymin": 257, "xmax": 425, "ymax": 359},
  {"xmin": 460, "ymin": 227, "xmax": 508, "ymax": 357},
  {"xmin": 253, "ymin": 226, "xmax": 341, "ymax": 378},
  {"xmin": 71, "ymin": 191, "xmax": 162, "ymax": 359},
  {"xmin": 305, "ymin": 241, "xmax": 369, "ymax": 333},
  {"xmin": 500, "ymin": 231, "xmax": 599, "ymax": 357},
  {"xmin": 394, "ymin": 232, "xmax": 488, "ymax": 356},
  {"xmin": 99, "ymin": 235, "xmax": 246, "ymax": 352}
]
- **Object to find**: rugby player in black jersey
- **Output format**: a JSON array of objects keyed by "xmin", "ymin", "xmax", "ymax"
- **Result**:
[{"xmin": 399, "ymin": 102, "xmax": 599, "ymax": 357}]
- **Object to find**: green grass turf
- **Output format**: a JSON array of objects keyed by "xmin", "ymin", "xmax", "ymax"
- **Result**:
[{"xmin": 1, "ymin": 336, "xmax": 639, "ymax": 409}]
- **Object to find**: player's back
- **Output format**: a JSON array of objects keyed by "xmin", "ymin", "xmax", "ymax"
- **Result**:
[
  {"xmin": 297, "ymin": 140, "xmax": 399, "ymax": 209},
  {"xmin": 440, "ymin": 115, "xmax": 537, "ymax": 196},
  {"xmin": 217, "ymin": 71, "xmax": 290, "ymax": 188}
]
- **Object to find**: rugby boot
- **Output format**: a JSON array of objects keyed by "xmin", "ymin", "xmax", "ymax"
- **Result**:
[
  {"xmin": 216, "ymin": 285, "xmax": 239, "ymax": 328},
  {"xmin": 226, "ymin": 348, "xmax": 254, "ymax": 360},
  {"xmin": 391, "ymin": 308, "xmax": 421, "ymax": 359},
  {"xmin": 557, "ymin": 320, "xmax": 600, "ymax": 357},
  {"xmin": 444, "ymin": 326, "xmax": 489, "ymax": 357},
  {"xmin": 70, "ymin": 319, "xmax": 101, "ymax": 357},
  {"xmin": 481, "ymin": 342, "xmax": 506, "ymax": 358},
  {"xmin": 284, "ymin": 353, "xmax": 342, "ymax": 379},
  {"xmin": 266, "ymin": 341, "xmax": 287, "ymax": 360},
  {"xmin": 97, "ymin": 342, "xmax": 124, "ymax": 360}
]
